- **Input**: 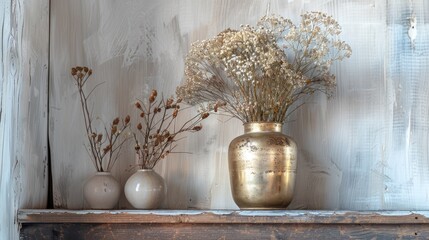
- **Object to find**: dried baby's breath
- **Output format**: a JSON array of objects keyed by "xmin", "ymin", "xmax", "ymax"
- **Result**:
[{"xmin": 177, "ymin": 12, "xmax": 351, "ymax": 123}]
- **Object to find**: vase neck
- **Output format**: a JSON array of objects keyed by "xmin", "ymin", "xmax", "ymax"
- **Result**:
[{"xmin": 243, "ymin": 122, "xmax": 283, "ymax": 133}]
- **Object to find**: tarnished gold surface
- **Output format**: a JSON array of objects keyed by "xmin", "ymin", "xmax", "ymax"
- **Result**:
[{"xmin": 228, "ymin": 122, "xmax": 297, "ymax": 209}]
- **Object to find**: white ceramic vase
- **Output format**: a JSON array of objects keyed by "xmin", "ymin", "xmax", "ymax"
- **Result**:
[
  {"xmin": 124, "ymin": 169, "xmax": 166, "ymax": 209},
  {"xmin": 83, "ymin": 172, "xmax": 121, "ymax": 209}
]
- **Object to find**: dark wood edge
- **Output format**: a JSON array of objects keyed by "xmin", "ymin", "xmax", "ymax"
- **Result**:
[{"xmin": 18, "ymin": 209, "xmax": 429, "ymax": 224}]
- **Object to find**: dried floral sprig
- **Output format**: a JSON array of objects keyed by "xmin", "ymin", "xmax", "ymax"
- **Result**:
[
  {"xmin": 177, "ymin": 12, "xmax": 351, "ymax": 123},
  {"xmin": 71, "ymin": 66, "xmax": 131, "ymax": 172},
  {"xmin": 132, "ymin": 89, "xmax": 208, "ymax": 169}
]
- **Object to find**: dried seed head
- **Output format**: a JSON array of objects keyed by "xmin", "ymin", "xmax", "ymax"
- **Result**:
[
  {"xmin": 97, "ymin": 134, "xmax": 103, "ymax": 142},
  {"xmin": 111, "ymin": 125, "xmax": 117, "ymax": 134},
  {"xmin": 77, "ymin": 72, "xmax": 84, "ymax": 79},
  {"xmin": 149, "ymin": 89, "xmax": 157, "ymax": 103},
  {"xmin": 193, "ymin": 125, "xmax": 203, "ymax": 131},
  {"xmin": 149, "ymin": 95, "xmax": 155, "ymax": 103},
  {"xmin": 151, "ymin": 89, "xmax": 158, "ymax": 97},
  {"xmin": 112, "ymin": 117, "xmax": 120, "ymax": 125},
  {"xmin": 90, "ymin": 132, "xmax": 97, "ymax": 139},
  {"xmin": 124, "ymin": 115, "xmax": 131, "ymax": 124},
  {"xmin": 71, "ymin": 68, "xmax": 77, "ymax": 76},
  {"xmin": 103, "ymin": 145, "xmax": 112, "ymax": 153},
  {"xmin": 176, "ymin": 98, "xmax": 182, "ymax": 103},
  {"xmin": 166, "ymin": 98, "xmax": 174, "ymax": 107},
  {"xmin": 137, "ymin": 123, "xmax": 143, "ymax": 130},
  {"xmin": 140, "ymin": 112, "xmax": 145, "ymax": 118},
  {"xmin": 135, "ymin": 101, "xmax": 142, "ymax": 109},
  {"xmin": 172, "ymin": 109, "xmax": 178, "ymax": 118},
  {"xmin": 201, "ymin": 112, "xmax": 210, "ymax": 119},
  {"xmin": 76, "ymin": 66, "xmax": 83, "ymax": 71},
  {"xmin": 135, "ymin": 145, "xmax": 141, "ymax": 151},
  {"xmin": 88, "ymin": 69, "xmax": 92, "ymax": 76},
  {"xmin": 163, "ymin": 131, "xmax": 170, "ymax": 138},
  {"xmin": 83, "ymin": 67, "xmax": 89, "ymax": 72}
]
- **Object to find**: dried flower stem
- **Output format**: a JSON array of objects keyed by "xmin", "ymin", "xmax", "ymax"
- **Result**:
[
  {"xmin": 133, "ymin": 90, "xmax": 208, "ymax": 169},
  {"xmin": 71, "ymin": 66, "xmax": 131, "ymax": 172}
]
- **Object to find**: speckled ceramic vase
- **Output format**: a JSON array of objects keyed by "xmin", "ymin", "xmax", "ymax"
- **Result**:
[
  {"xmin": 83, "ymin": 172, "xmax": 121, "ymax": 209},
  {"xmin": 124, "ymin": 169, "xmax": 166, "ymax": 209}
]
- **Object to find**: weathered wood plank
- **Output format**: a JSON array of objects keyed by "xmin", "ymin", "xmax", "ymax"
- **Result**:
[
  {"xmin": 17, "ymin": 210, "xmax": 429, "ymax": 224},
  {"xmin": 19, "ymin": 223, "xmax": 429, "ymax": 240},
  {"xmin": 0, "ymin": 0, "xmax": 49, "ymax": 239},
  {"xmin": 18, "ymin": 210, "xmax": 429, "ymax": 240}
]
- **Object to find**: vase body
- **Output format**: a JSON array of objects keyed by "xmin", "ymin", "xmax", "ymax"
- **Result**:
[
  {"xmin": 228, "ymin": 122, "xmax": 297, "ymax": 209},
  {"xmin": 83, "ymin": 172, "xmax": 120, "ymax": 209},
  {"xmin": 124, "ymin": 169, "xmax": 166, "ymax": 209}
]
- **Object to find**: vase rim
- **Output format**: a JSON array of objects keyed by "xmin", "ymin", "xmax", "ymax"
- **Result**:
[
  {"xmin": 243, "ymin": 122, "xmax": 283, "ymax": 133},
  {"xmin": 95, "ymin": 171, "xmax": 112, "ymax": 175},
  {"xmin": 243, "ymin": 121, "xmax": 283, "ymax": 125},
  {"xmin": 137, "ymin": 168, "xmax": 154, "ymax": 172}
]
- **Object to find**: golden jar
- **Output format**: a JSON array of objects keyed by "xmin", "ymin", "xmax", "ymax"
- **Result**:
[{"xmin": 228, "ymin": 122, "xmax": 297, "ymax": 209}]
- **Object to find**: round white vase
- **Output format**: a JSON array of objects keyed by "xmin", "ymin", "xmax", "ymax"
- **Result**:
[
  {"xmin": 124, "ymin": 169, "xmax": 166, "ymax": 209},
  {"xmin": 83, "ymin": 172, "xmax": 121, "ymax": 209}
]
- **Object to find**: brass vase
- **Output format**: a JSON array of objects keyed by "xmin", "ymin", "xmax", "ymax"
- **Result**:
[{"xmin": 228, "ymin": 122, "xmax": 297, "ymax": 209}]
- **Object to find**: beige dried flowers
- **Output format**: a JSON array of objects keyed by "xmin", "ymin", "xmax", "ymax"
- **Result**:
[
  {"xmin": 71, "ymin": 66, "xmax": 131, "ymax": 172},
  {"xmin": 132, "ymin": 89, "xmax": 209, "ymax": 169},
  {"xmin": 177, "ymin": 12, "xmax": 352, "ymax": 123}
]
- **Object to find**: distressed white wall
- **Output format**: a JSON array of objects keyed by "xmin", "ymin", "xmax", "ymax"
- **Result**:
[
  {"xmin": 0, "ymin": 0, "xmax": 49, "ymax": 239},
  {"xmin": 50, "ymin": 0, "xmax": 429, "ymax": 210}
]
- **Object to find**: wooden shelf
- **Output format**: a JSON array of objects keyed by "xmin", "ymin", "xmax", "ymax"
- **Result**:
[{"xmin": 18, "ymin": 209, "xmax": 429, "ymax": 239}]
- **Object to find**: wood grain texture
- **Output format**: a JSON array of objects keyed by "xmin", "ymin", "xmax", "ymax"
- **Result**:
[
  {"xmin": 0, "ymin": 0, "xmax": 49, "ymax": 239},
  {"xmin": 17, "ymin": 209, "xmax": 429, "ymax": 224},
  {"xmin": 19, "ymin": 223, "xmax": 429, "ymax": 240},
  {"xmin": 49, "ymin": 0, "xmax": 429, "ymax": 210},
  {"xmin": 18, "ymin": 210, "xmax": 429, "ymax": 240}
]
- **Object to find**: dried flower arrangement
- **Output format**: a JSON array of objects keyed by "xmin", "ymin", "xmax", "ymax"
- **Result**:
[
  {"xmin": 71, "ymin": 66, "xmax": 131, "ymax": 172},
  {"xmin": 132, "ymin": 89, "xmax": 209, "ymax": 169},
  {"xmin": 177, "ymin": 12, "xmax": 352, "ymax": 123}
]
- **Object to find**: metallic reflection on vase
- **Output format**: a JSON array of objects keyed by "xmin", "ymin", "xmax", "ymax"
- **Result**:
[{"xmin": 228, "ymin": 122, "xmax": 297, "ymax": 209}]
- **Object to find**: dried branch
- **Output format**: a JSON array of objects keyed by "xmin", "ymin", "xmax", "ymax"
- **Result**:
[
  {"xmin": 132, "ymin": 90, "xmax": 208, "ymax": 169},
  {"xmin": 71, "ymin": 66, "xmax": 131, "ymax": 172}
]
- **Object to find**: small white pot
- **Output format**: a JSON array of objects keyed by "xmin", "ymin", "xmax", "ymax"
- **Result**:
[
  {"xmin": 124, "ymin": 169, "xmax": 166, "ymax": 209},
  {"xmin": 83, "ymin": 172, "xmax": 120, "ymax": 209}
]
